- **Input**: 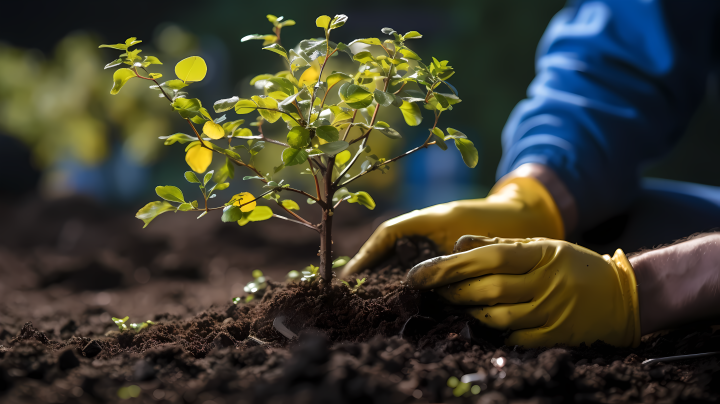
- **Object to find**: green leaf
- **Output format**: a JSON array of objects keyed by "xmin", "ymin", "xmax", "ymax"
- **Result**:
[
  {"xmin": 155, "ymin": 186, "xmax": 185, "ymax": 203},
  {"xmin": 235, "ymin": 99, "xmax": 258, "ymax": 114},
  {"xmin": 398, "ymin": 101, "xmax": 423, "ymax": 126},
  {"xmin": 339, "ymin": 83, "xmax": 373, "ymax": 109},
  {"xmin": 222, "ymin": 119, "xmax": 245, "ymax": 135},
  {"xmin": 214, "ymin": 182, "xmax": 230, "ymax": 191},
  {"xmin": 353, "ymin": 51, "xmax": 375, "ymax": 64},
  {"xmin": 110, "ymin": 68, "xmax": 135, "ymax": 95},
  {"xmin": 445, "ymin": 127, "xmax": 467, "ymax": 140},
  {"xmin": 330, "ymin": 14, "xmax": 348, "ymax": 29},
  {"xmin": 374, "ymin": 121, "xmax": 402, "ymax": 139},
  {"xmin": 248, "ymin": 206, "xmax": 273, "ymax": 222},
  {"xmin": 177, "ymin": 203, "xmax": 194, "ymax": 212},
  {"xmin": 250, "ymin": 74, "xmax": 273, "ymax": 85},
  {"xmin": 222, "ymin": 206, "xmax": 245, "ymax": 222},
  {"xmin": 159, "ymin": 133, "xmax": 196, "ymax": 145},
  {"xmin": 104, "ymin": 58, "xmax": 123, "ymax": 69},
  {"xmin": 286, "ymin": 127, "xmax": 310, "ymax": 148},
  {"xmin": 335, "ymin": 42, "xmax": 355, "ymax": 60},
  {"xmin": 203, "ymin": 171, "xmax": 213, "ymax": 186},
  {"xmin": 282, "ymin": 147, "xmax": 309, "ymax": 166},
  {"xmin": 326, "ymin": 72, "xmax": 353, "ymax": 89},
  {"xmin": 185, "ymin": 171, "xmax": 200, "ymax": 183},
  {"xmin": 381, "ymin": 27, "xmax": 396, "ymax": 35},
  {"xmin": 316, "ymin": 15, "xmax": 332, "ymax": 29},
  {"xmin": 263, "ymin": 43, "xmax": 287, "ymax": 59},
  {"xmin": 281, "ymin": 199, "xmax": 300, "ymax": 210},
  {"xmin": 242, "ymin": 34, "xmax": 274, "ymax": 43},
  {"xmin": 348, "ymin": 191, "xmax": 376, "ymax": 210},
  {"xmin": 352, "ymin": 38, "xmax": 383, "ymax": 46},
  {"xmin": 125, "ymin": 37, "xmax": 142, "ymax": 46},
  {"xmin": 454, "ymin": 138, "xmax": 478, "ymax": 168},
  {"xmin": 175, "ymin": 56, "xmax": 207, "ymax": 83},
  {"xmin": 214, "ymin": 96, "xmax": 239, "ymax": 113},
  {"xmin": 150, "ymin": 79, "xmax": 188, "ymax": 92},
  {"xmin": 398, "ymin": 47, "xmax": 421, "ymax": 61},
  {"xmin": 318, "ymin": 141, "xmax": 349, "ymax": 156},
  {"xmin": 136, "ymin": 201, "xmax": 175, "ymax": 228},
  {"xmin": 99, "ymin": 42, "xmax": 128, "ymax": 50},
  {"xmin": 144, "ymin": 55, "xmax": 162, "ymax": 65},
  {"xmin": 373, "ymin": 90, "xmax": 402, "ymax": 107},
  {"xmin": 332, "ymin": 256, "xmax": 351, "ymax": 268},
  {"xmin": 432, "ymin": 127, "xmax": 448, "ymax": 150},
  {"xmin": 403, "ymin": 31, "xmax": 422, "ymax": 40},
  {"xmin": 315, "ymin": 126, "xmax": 339, "ymax": 142}
]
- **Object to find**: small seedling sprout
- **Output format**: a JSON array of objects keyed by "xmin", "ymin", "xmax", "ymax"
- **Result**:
[
  {"xmin": 235, "ymin": 269, "xmax": 268, "ymax": 303},
  {"xmin": 112, "ymin": 316, "xmax": 154, "ymax": 332},
  {"xmin": 100, "ymin": 13, "xmax": 477, "ymax": 287},
  {"xmin": 341, "ymin": 277, "xmax": 367, "ymax": 293}
]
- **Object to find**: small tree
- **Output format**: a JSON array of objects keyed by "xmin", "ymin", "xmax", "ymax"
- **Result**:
[{"xmin": 99, "ymin": 14, "xmax": 478, "ymax": 284}]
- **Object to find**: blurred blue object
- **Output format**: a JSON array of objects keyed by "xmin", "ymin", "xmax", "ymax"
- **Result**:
[
  {"xmin": 497, "ymin": 0, "xmax": 720, "ymax": 232},
  {"xmin": 58, "ymin": 143, "xmax": 150, "ymax": 204}
]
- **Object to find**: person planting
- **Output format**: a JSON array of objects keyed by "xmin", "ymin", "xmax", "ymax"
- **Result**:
[{"xmin": 341, "ymin": 0, "xmax": 720, "ymax": 347}]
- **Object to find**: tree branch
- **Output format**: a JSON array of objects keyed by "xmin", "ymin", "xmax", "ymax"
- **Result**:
[{"xmin": 272, "ymin": 214, "xmax": 320, "ymax": 232}]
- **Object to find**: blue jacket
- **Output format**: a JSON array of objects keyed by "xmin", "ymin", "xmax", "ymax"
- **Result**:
[{"xmin": 497, "ymin": 0, "xmax": 720, "ymax": 231}]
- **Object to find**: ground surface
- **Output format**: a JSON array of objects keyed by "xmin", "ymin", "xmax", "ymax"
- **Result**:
[{"xmin": 0, "ymin": 196, "xmax": 719, "ymax": 403}]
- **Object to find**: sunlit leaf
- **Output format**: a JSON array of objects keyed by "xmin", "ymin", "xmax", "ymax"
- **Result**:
[
  {"xmin": 432, "ymin": 127, "xmax": 448, "ymax": 150},
  {"xmin": 286, "ymin": 127, "xmax": 310, "ymax": 148},
  {"xmin": 235, "ymin": 99, "xmax": 258, "ymax": 114},
  {"xmin": 136, "ymin": 201, "xmax": 174, "ymax": 228},
  {"xmin": 232, "ymin": 192, "xmax": 257, "ymax": 212},
  {"xmin": 454, "ymin": 138, "xmax": 478, "ymax": 168},
  {"xmin": 149, "ymin": 73, "xmax": 162, "ymax": 79},
  {"xmin": 339, "ymin": 83, "xmax": 373, "ymax": 109},
  {"xmin": 329, "ymin": 14, "xmax": 348, "ymax": 29},
  {"xmin": 251, "ymin": 96, "xmax": 282, "ymax": 123},
  {"xmin": 175, "ymin": 56, "xmax": 207, "ymax": 83},
  {"xmin": 222, "ymin": 206, "xmax": 244, "ymax": 222},
  {"xmin": 248, "ymin": 206, "xmax": 273, "ymax": 222},
  {"xmin": 348, "ymin": 191, "xmax": 376, "ymax": 210},
  {"xmin": 155, "ymin": 186, "xmax": 185, "ymax": 203},
  {"xmin": 316, "ymin": 15, "xmax": 332, "ymax": 29},
  {"xmin": 281, "ymin": 199, "xmax": 300, "ymax": 210},
  {"xmin": 326, "ymin": 72, "xmax": 353, "ymax": 89},
  {"xmin": 203, "ymin": 121, "xmax": 225, "ymax": 140},
  {"xmin": 334, "ymin": 150, "xmax": 351, "ymax": 166},
  {"xmin": 159, "ymin": 133, "xmax": 196, "ymax": 145},
  {"xmin": 144, "ymin": 55, "xmax": 162, "ymax": 65},
  {"xmin": 373, "ymin": 90, "xmax": 402, "ymax": 107},
  {"xmin": 99, "ymin": 42, "xmax": 128, "ymax": 50},
  {"xmin": 186, "ymin": 144, "xmax": 212, "ymax": 173},
  {"xmin": 263, "ymin": 43, "xmax": 287, "ymax": 59},
  {"xmin": 398, "ymin": 101, "xmax": 423, "ymax": 126},
  {"xmin": 403, "ymin": 31, "xmax": 422, "ymax": 40},
  {"xmin": 374, "ymin": 121, "xmax": 402, "ymax": 139},
  {"xmin": 110, "ymin": 68, "xmax": 135, "ymax": 95}
]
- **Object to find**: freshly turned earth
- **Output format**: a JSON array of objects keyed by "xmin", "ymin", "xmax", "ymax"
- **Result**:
[{"xmin": 0, "ymin": 196, "xmax": 719, "ymax": 403}]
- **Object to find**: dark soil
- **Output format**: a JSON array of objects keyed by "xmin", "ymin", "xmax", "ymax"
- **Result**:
[{"xmin": 1, "ymin": 196, "xmax": 719, "ymax": 403}]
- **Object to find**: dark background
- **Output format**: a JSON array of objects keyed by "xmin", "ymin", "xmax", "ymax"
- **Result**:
[{"xmin": 1, "ymin": 0, "xmax": 719, "ymax": 212}]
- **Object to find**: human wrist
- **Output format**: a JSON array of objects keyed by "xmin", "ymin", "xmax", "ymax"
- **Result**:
[
  {"xmin": 497, "ymin": 163, "xmax": 578, "ymax": 236},
  {"xmin": 629, "ymin": 234, "xmax": 720, "ymax": 335}
]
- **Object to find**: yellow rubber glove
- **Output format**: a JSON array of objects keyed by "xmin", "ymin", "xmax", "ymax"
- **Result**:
[
  {"xmin": 406, "ymin": 236, "xmax": 641, "ymax": 348},
  {"xmin": 340, "ymin": 177, "xmax": 564, "ymax": 277}
]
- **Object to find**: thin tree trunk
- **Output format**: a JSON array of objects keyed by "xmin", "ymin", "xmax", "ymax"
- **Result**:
[{"xmin": 319, "ymin": 156, "xmax": 336, "ymax": 284}]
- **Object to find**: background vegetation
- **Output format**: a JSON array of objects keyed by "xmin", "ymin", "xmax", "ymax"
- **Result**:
[{"xmin": 2, "ymin": 0, "xmax": 717, "ymax": 213}]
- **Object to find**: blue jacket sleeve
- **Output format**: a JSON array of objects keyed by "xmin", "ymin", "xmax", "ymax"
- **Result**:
[{"xmin": 496, "ymin": 0, "xmax": 720, "ymax": 231}]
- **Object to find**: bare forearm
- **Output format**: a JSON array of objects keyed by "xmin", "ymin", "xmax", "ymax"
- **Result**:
[{"xmin": 629, "ymin": 233, "xmax": 720, "ymax": 334}]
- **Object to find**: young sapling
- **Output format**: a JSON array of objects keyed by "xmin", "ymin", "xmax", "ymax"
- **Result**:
[{"xmin": 99, "ymin": 14, "xmax": 477, "ymax": 286}]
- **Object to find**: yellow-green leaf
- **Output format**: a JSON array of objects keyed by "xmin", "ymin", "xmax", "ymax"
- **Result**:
[
  {"xmin": 348, "ymin": 191, "xmax": 376, "ymax": 210},
  {"xmin": 136, "ymin": 201, "xmax": 174, "ymax": 228},
  {"xmin": 149, "ymin": 73, "xmax": 162, "ymax": 79},
  {"xmin": 248, "ymin": 206, "xmax": 273, "ymax": 221},
  {"xmin": 175, "ymin": 56, "xmax": 207, "ymax": 83},
  {"xmin": 334, "ymin": 150, "xmax": 351, "ymax": 166},
  {"xmin": 203, "ymin": 121, "xmax": 225, "ymax": 140},
  {"xmin": 251, "ymin": 96, "xmax": 281, "ymax": 123},
  {"xmin": 281, "ymin": 199, "xmax": 300, "ymax": 210},
  {"xmin": 110, "ymin": 68, "xmax": 135, "ymax": 95},
  {"xmin": 235, "ymin": 99, "xmax": 258, "ymax": 114},
  {"xmin": 186, "ymin": 144, "xmax": 212, "ymax": 173},
  {"xmin": 399, "ymin": 101, "xmax": 423, "ymax": 126},
  {"xmin": 316, "ymin": 15, "xmax": 332, "ymax": 29},
  {"xmin": 454, "ymin": 138, "xmax": 479, "ymax": 168}
]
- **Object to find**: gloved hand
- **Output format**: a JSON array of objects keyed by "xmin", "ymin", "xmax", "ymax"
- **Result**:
[
  {"xmin": 340, "ymin": 176, "xmax": 565, "ymax": 277},
  {"xmin": 406, "ymin": 236, "xmax": 641, "ymax": 348}
]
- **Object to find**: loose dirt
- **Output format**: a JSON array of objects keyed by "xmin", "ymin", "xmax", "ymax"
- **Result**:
[{"xmin": 0, "ymin": 196, "xmax": 718, "ymax": 403}]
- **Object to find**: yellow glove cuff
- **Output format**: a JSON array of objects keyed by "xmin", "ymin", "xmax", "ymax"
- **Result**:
[
  {"xmin": 488, "ymin": 176, "xmax": 565, "ymax": 240},
  {"xmin": 610, "ymin": 249, "xmax": 642, "ymax": 347}
]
